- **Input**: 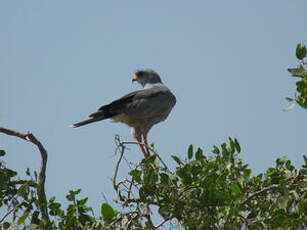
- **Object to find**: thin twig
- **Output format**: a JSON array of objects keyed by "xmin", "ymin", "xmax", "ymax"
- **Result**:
[
  {"xmin": 127, "ymin": 177, "xmax": 135, "ymax": 199},
  {"xmin": 0, "ymin": 127, "xmax": 51, "ymax": 228},
  {"xmin": 125, "ymin": 213, "xmax": 140, "ymax": 230},
  {"xmin": 121, "ymin": 140, "xmax": 169, "ymax": 171},
  {"xmin": 144, "ymin": 213, "xmax": 155, "ymax": 229},
  {"xmin": 10, "ymin": 180, "xmax": 37, "ymax": 187},
  {"xmin": 154, "ymin": 217, "xmax": 173, "ymax": 229},
  {"xmin": 242, "ymin": 174, "xmax": 306, "ymax": 205},
  {"xmin": 109, "ymin": 211, "xmax": 139, "ymax": 226},
  {"xmin": 121, "ymin": 141, "xmax": 155, "ymax": 152},
  {"xmin": 242, "ymin": 184, "xmax": 279, "ymax": 205},
  {"xmin": 113, "ymin": 136, "xmax": 126, "ymax": 202},
  {"xmin": 0, "ymin": 201, "xmax": 26, "ymax": 224}
]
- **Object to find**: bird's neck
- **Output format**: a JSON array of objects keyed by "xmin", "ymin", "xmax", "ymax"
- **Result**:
[{"xmin": 143, "ymin": 82, "xmax": 164, "ymax": 89}]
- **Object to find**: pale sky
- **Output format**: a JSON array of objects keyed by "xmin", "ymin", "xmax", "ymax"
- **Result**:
[{"xmin": 1, "ymin": 1, "xmax": 306, "ymax": 214}]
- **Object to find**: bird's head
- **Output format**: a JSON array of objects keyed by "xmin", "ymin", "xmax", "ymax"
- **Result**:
[{"xmin": 132, "ymin": 69, "xmax": 162, "ymax": 87}]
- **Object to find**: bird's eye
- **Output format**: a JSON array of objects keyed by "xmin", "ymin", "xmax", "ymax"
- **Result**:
[{"xmin": 136, "ymin": 71, "xmax": 143, "ymax": 78}]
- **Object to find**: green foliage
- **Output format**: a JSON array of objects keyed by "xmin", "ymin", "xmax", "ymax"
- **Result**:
[
  {"xmin": 113, "ymin": 139, "xmax": 306, "ymax": 229},
  {"xmin": 1, "ymin": 139, "xmax": 306, "ymax": 229},
  {"xmin": 296, "ymin": 43, "xmax": 307, "ymax": 60},
  {"xmin": 286, "ymin": 43, "xmax": 307, "ymax": 110},
  {"xmin": 0, "ymin": 150, "xmax": 36, "ymax": 226},
  {"xmin": 101, "ymin": 203, "xmax": 117, "ymax": 222}
]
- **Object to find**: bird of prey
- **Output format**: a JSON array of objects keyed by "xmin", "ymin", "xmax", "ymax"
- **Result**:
[{"xmin": 70, "ymin": 69, "xmax": 176, "ymax": 158}]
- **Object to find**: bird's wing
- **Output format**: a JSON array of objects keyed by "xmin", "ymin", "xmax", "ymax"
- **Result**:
[
  {"xmin": 123, "ymin": 85, "xmax": 176, "ymax": 120},
  {"xmin": 70, "ymin": 90, "xmax": 141, "ymax": 128},
  {"xmin": 89, "ymin": 90, "xmax": 142, "ymax": 119},
  {"xmin": 71, "ymin": 86, "xmax": 176, "ymax": 128}
]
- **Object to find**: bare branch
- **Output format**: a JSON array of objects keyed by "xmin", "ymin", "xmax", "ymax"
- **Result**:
[
  {"xmin": 113, "ymin": 135, "xmax": 127, "ymax": 202},
  {"xmin": 120, "ymin": 140, "xmax": 169, "ymax": 171},
  {"xmin": 10, "ymin": 180, "xmax": 37, "ymax": 188},
  {"xmin": 0, "ymin": 201, "xmax": 26, "ymax": 224},
  {"xmin": 242, "ymin": 174, "xmax": 307, "ymax": 205},
  {"xmin": 154, "ymin": 217, "xmax": 174, "ymax": 229},
  {"xmin": 0, "ymin": 127, "xmax": 51, "ymax": 228}
]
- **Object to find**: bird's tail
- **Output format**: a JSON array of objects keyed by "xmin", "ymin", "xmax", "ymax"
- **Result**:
[{"xmin": 69, "ymin": 118, "xmax": 102, "ymax": 128}]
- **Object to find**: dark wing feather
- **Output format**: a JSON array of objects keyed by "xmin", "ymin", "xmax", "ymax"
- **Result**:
[
  {"xmin": 71, "ymin": 90, "xmax": 140, "ymax": 128},
  {"xmin": 89, "ymin": 90, "xmax": 141, "ymax": 119}
]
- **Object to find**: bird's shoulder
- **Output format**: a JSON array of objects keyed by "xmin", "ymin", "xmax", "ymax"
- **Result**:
[
  {"xmin": 95, "ymin": 84, "xmax": 175, "ymax": 114},
  {"xmin": 97, "ymin": 90, "xmax": 141, "ymax": 111},
  {"xmin": 134, "ymin": 84, "xmax": 173, "ymax": 99}
]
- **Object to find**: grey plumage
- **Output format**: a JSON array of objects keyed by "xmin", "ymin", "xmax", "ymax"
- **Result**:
[{"xmin": 71, "ymin": 69, "xmax": 176, "ymax": 157}]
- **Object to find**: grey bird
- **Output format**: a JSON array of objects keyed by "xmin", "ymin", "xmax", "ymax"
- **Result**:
[{"xmin": 70, "ymin": 69, "xmax": 176, "ymax": 158}]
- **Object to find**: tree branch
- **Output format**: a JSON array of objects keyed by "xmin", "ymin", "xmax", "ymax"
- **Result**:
[
  {"xmin": 242, "ymin": 174, "xmax": 307, "ymax": 205},
  {"xmin": 154, "ymin": 217, "xmax": 174, "ymax": 229},
  {"xmin": 113, "ymin": 135, "xmax": 127, "ymax": 202},
  {"xmin": 120, "ymin": 140, "xmax": 169, "ymax": 171},
  {"xmin": 9, "ymin": 180, "xmax": 37, "ymax": 188},
  {"xmin": 0, "ymin": 127, "xmax": 51, "ymax": 228},
  {"xmin": 0, "ymin": 201, "xmax": 26, "ymax": 224}
]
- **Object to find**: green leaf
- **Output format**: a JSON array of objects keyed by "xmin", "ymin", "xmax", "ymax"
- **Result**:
[
  {"xmin": 283, "ymin": 103, "xmax": 295, "ymax": 112},
  {"xmin": 295, "ymin": 71, "xmax": 307, "ymax": 78},
  {"xmin": 195, "ymin": 148, "xmax": 204, "ymax": 161},
  {"xmin": 171, "ymin": 155, "xmax": 183, "ymax": 165},
  {"xmin": 17, "ymin": 183, "xmax": 29, "ymax": 196},
  {"xmin": 0, "ymin": 150, "xmax": 5, "ymax": 156},
  {"xmin": 303, "ymin": 155, "xmax": 307, "ymax": 168},
  {"xmin": 243, "ymin": 168, "xmax": 252, "ymax": 178},
  {"xmin": 66, "ymin": 189, "xmax": 81, "ymax": 201},
  {"xmin": 77, "ymin": 197, "xmax": 88, "ymax": 206},
  {"xmin": 296, "ymin": 95, "xmax": 307, "ymax": 109},
  {"xmin": 296, "ymin": 80, "xmax": 307, "ymax": 95},
  {"xmin": 285, "ymin": 97, "xmax": 294, "ymax": 102},
  {"xmin": 288, "ymin": 64, "xmax": 306, "ymax": 77},
  {"xmin": 230, "ymin": 184, "xmax": 241, "ymax": 196},
  {"xmin": 142, "ymin": 154, "xmax": 157, "ymax": 165},
  {"xmin": 26, "ymin": 168, "xmax": 31, "ymax": 176},
  {"xmin": 129, "ymin": 169, "xmax": 142, "ymax": 183},
  {"xmin": 17, "ymin": 211, "xmax": 30, "ymax": 225},
  {"xmin": 160, "ymin": 173, "xmax": 170, "ymax": 185},
  {"xmin": 176, "ymin": 166, "xmax": 192, "ymax": 185},
  {"xmin": 187, "ymin": 144, "xmax": 193, "ymax": 160},
  {"xmin": 158, "ymin": 206, "xmax": 171, "ymax": 218},
  {"xmin": 296, "ymin": 43, "xmax": 307, "ymax": 60},
  {"xmin": 212, "ymin": 145, "xmax": 220, "ymax": 154},
  {"xmin": 144, "ymin": 168, "xmax": 158, "ymax": 184},
  {"xmin": 6, "ymin": 168, "xmax": 17, "ymax": 177},
  {"xmin": 25, "ymin": 224, "xmax": 38, "ymax": 230},
  {"xmin": 30, "ymin": 211, "xmax": 40, "ymax": 225},
  {"xmin": 234, "ymin": 138, "xmax": 241, "ymax": 153},
  {"xmin": 101, "ymin": 203, "xmax": 117, "ymax": 222},
  {"xmin": 285, "ymin": 160, "xmax": 294, "ymax": 171},
  {"xmin": 2, "ymin": 222, "xmax": 10, "ymax": 230}
]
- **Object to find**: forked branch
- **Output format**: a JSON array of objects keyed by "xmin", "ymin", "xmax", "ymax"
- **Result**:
[{"xmin": 0, "ymin": 127, "xmax": 51, "ymax": 228}]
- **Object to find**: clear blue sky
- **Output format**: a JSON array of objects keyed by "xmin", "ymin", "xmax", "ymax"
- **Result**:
[{"xmin": 1, "ymin": 1, "xmax": 306, "ymax": 214}]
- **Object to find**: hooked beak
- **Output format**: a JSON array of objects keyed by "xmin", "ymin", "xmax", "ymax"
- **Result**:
[{"xmin": 132, "ymin": 75, "xmax": 141, "ymax": 83}]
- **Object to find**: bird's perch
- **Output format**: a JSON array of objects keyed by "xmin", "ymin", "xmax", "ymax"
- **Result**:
[{"xmin": 0, "ymin": 127, "xmax": 51, "ymax": 228}]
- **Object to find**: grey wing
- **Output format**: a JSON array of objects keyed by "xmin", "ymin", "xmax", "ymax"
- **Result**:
[
  {"xmin": 70, "ymin": 90, "xmax": 142, "ymax": 128},
  {"xmin": 89, "ymin": 90, "xmax": 141, "ymax": 119},
  {"xmin": 71, "ymin": 87, "xmax": 176, "ymax": 128},
  {"xmin": 125, "ymin": 87, "xmax": 176, "ymax": 122}
]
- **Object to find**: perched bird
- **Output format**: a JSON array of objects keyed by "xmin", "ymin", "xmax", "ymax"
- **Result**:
[{"xmin": 70, "ymin": 69, "xmax": 176, "ymax": 158}]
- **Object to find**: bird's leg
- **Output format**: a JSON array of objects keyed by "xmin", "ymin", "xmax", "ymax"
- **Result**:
[
  {"xmin": 143, "ymin": 134, "xmax": 151, "ymax": 157},
  {"xmin": 135, "ymin": 134, "xmax": 148, "ymax": 158}
]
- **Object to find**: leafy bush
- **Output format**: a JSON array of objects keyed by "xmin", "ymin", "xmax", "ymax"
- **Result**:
[
  {"xmin": 286, "ymin": 43, "xmax": 307, "ymax": 110},
  {"xmin": 1, "ymin": 137, "xmax": 305, "ymax": 229}
]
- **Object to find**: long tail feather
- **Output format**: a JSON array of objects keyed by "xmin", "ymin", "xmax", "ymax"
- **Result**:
[{"xmin": 69, "ymin": 118, "xmax": 102, "ymax": 128}]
